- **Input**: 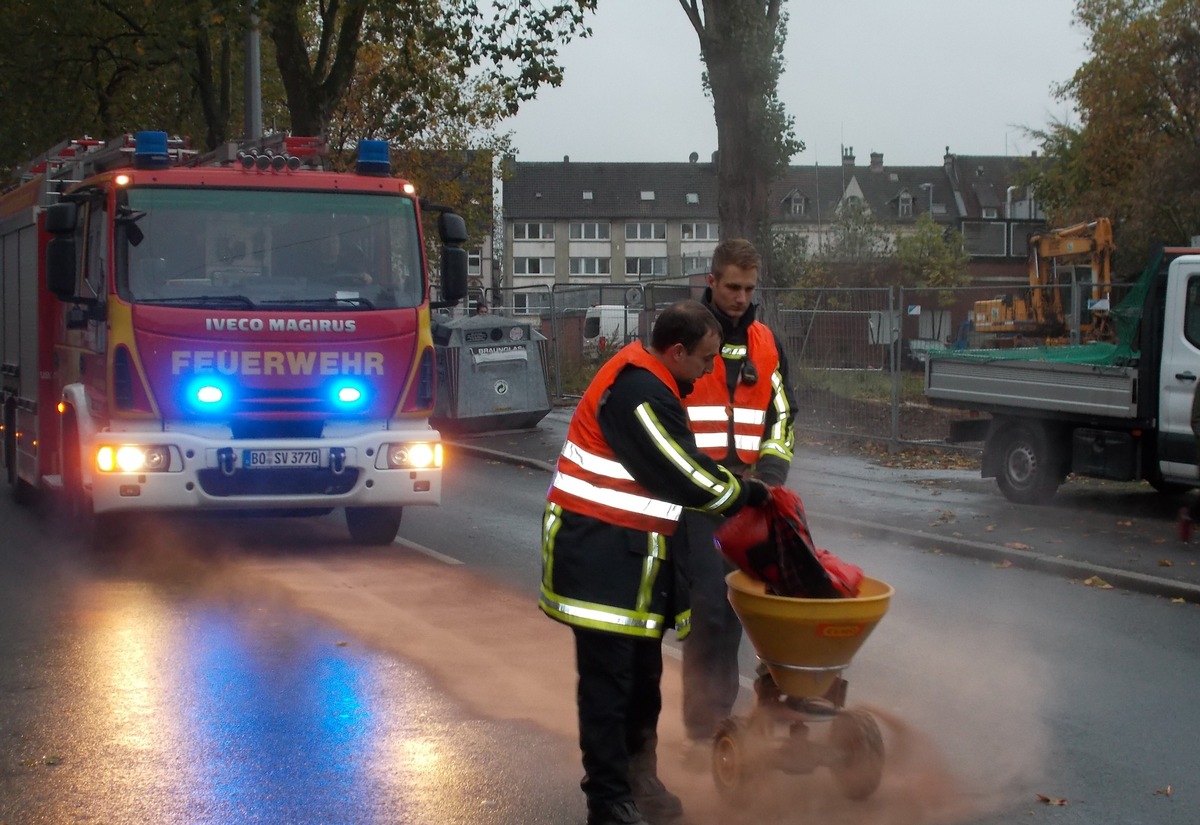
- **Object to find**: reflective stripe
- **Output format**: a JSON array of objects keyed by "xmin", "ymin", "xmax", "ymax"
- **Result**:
[
  {"xmin": 721, "ymin": 343, "xmax": 747, "ymax": 358},
  {"xmin": 539, "ymin": 590, "xmax": 666, "ymax": 638},
  {"xmin": 732, "ymin": 407, "xmax": 766, "ymax": 425},
  {"xmin": 686, "ymin": 406, "xmax": 728, "ymax": 423},
  {"xmin": 552, "ymin": 471, "xmax": 682, "ymax": 521},
  {"xmin": 561, "ymin": 439, "xmax": 634, "ymax": 480},
  {"xmin": 734, "ymin": 434, "xmax": 762, "ymax": 451},
  {"xmin": 693, "ymin": 432, "xmax": 727, "ymax": 449},
  {"xmin": 635, "ymin": 403, "xmax": 727, "ymax": 494}
]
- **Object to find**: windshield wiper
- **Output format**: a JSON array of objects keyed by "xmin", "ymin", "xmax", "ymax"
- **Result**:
[
  {"xmin": 258, "ymin": 297, "xmax": 376, "ymax": 310},
  {"xmin": 136, "ymin": 295, "xmax": 257, "ymax": 308}
]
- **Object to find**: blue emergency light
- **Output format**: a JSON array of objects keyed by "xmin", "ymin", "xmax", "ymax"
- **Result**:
[
  {"xmin": 135, "ymin": 131, "xmax": 170, "ymax": 169},
  {"xmin": 356, "ymin": 140, "xmax": 391, "ymax": 176},
  {"xmin": 331, "ymin": 380, "xmax": 369, "ymax": 409}
]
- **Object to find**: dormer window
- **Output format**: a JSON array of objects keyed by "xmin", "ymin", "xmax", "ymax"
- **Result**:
[
  {"xmin": 982, "ymin": 207, "xmax": 998, "ymax": 219},
  {"xmin": 784, "ymin": 191, "xmax": 805, "ymax": 216},
  {"xmin": 899, "ymin": 193, "xmax": 913, "ymax": 218}
]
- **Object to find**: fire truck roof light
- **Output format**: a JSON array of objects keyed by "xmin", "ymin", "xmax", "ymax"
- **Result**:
[
  {"xmin": 134, "ymin": 131, "xmax": 170, "ymax": 169},
  {"xmin": 357, "ymin": 140, "xmax": 391, "ymax": 176}
]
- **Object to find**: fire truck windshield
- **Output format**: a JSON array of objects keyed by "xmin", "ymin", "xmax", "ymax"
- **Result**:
[{"xmin": 117, "ymin": 188, "xmax": 424, "ymax": 309}]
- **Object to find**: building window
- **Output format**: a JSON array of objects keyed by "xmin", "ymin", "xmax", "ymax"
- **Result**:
[
  {"xmin": 981, "ymin": 207, "xmax": 998, "ymax": 219},
  {"xmin": 683, "ymin": 255, "xmax": 711, "ymax": 275},
  {"xmin": 899, "ymin": 194, "xmax": 913, "ymax": 218},
  {"xmin": 626, "ymin": 257, "xmax": 668, "ymax": 279},
  {"xmin": 512, "ymin": 222, "xmax": 554, "ymax": 240},
  {"xmin": 569, "ymin": 221, "xmax": 611, "ymax": 240},
  {"xmin": 686, "ymin": 193, "xmax": 700, "ymax": 205},
  {"xmin": 788, "ymin": 196, "xmax": 805, "ymax": 216},
  {"xmin": 640, "ymin": 191, "xmax": 656, "ymax": 201},
  {"xmin": 582, "ymin": 191, "xmax": 593, "ymax": 200},
  {"xmin": 511, "ymin": 291, "xmax": 550, "ymax": 315},
  {"xmin": 961, "ymin": 222, "xmax": 1007, "ymax": 257},
  {"xmin": 569, "ymin": 257, "xmax": 611, "ymax": 276},
  {"xmin": 468, "ymin": 248, "xmax": 482, "ymax": 276},
  {"xmin": 681, "ymin": 222, "xmax": 719, "ymax": 241},
  {"xmin": 625, "ymin": 222, "xmax": 666, "ymax": 241},
  {"xmin": 513, "ymin": 257, "xmax": 555, "ymax": 275}
]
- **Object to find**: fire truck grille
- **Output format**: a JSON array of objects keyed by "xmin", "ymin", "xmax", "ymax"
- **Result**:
[{"xmin": 197, "ymin": 467, "xmax": 360, "ymax": 497}]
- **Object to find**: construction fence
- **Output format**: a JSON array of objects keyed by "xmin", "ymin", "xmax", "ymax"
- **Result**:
[{"xmin": 483, "ymin": 277, "xmax": 1131, "ymax": 449}]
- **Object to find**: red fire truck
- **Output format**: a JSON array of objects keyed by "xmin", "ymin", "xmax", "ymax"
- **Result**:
[{"xmin": 0, "ymin": 131, "xmax": 467, "ymax": 545}]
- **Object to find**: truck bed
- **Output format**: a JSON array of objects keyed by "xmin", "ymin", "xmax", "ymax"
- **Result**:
[{"xmin": 925, "ymin": 354, "xmax": 1138, "ymax": 418}]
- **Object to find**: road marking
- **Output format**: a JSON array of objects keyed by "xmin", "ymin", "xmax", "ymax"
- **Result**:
[{"xmin": 393, "ymin": 537, "xmax": 463, "ymax": 565}]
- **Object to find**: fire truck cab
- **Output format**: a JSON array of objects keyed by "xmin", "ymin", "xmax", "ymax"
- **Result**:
[{"xmin": 1, "ymin": 131, "xmax": 467, "ymax": 546}]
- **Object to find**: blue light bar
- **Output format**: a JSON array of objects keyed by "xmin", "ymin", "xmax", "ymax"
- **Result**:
[
  {"xmin": 356, "ymin": 140, "xmax": 391, "ymax": 176},
  {"xmin": 135, "ymin": 131, "xmax": 170, "ymax": 169}
]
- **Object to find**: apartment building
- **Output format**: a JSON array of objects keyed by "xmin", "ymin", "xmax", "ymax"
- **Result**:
[{"xmin": 501, "ymin": 147, "xmax": 1048, "ymax": 313}]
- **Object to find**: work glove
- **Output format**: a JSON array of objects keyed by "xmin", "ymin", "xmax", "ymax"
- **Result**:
[{"xmin": 743, "ymin": 478, "xmax": 770, "ymax": 508}]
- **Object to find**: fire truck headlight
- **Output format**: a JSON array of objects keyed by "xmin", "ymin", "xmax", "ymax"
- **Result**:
[
  {"xmin": 97, "ymin": 445, "xmax": 171, "ymax": 473},
  {"xmin": 384, "ymin": 442, "xmax": 440, "ymax": 469}
]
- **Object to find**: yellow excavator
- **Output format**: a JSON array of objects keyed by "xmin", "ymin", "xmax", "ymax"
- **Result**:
[{"xmin": 972, "ymin": 218, "xmax": 1115, "ymax": 346}]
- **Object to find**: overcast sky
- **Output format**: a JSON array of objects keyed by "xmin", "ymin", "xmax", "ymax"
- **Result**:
[{"xmin": 504, "ymin": 0, "xmax": 1089, "ymax": 166}]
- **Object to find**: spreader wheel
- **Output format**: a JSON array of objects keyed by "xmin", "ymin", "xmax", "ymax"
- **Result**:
[
  {"xmin": 829, "ymin": 709, "xmax": 884, "ymax": 800},
  {"xmin": 712, "ymin": 716, "xmax": 764, "ymax": 803}
]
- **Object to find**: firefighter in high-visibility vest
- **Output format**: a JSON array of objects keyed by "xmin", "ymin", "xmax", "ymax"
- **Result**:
[
  {"xmin": 540, "ymin": 300, "xmax": 769, "ymax": 825},
  {"xmin": 676, "ymin": 238, "xmax": 797, "ymax": 769}
]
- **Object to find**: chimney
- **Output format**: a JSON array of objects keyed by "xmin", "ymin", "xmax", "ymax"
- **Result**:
[
  {"xmin": 869, "ymin": 151, "xmax": 883, "ymax": 172},
  {"xmin": 943, "ymin": 145, "xmax": 954, "ymax": 175},
  {"xmin": 563, "ymin": 155, "xmax": 570, "ymax": 163},
  {"xmin": 842, "ymin": 146, "xmax": 855, "ymax": 168}
]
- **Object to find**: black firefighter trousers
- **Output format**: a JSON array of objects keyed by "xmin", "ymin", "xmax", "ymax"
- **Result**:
[{"xmin": 572, "ymin": 626, "xmax": 663, "ymax": 809}]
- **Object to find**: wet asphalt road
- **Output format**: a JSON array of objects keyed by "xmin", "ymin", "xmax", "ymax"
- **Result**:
[{"xmin": 3, "ymin": 413, "xmax": 1200, "ymax": 824}]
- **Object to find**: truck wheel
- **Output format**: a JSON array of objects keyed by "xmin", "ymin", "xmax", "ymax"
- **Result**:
[
  {"xmin": 346, "ymin": 506, "xmax": 403, "ymax": 545},
  {"xmin": 995, "ymin": 423, "xmax": 1063, "ymax": 505}
]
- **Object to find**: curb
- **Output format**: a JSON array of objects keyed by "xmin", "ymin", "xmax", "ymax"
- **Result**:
[{"xmin": 448, "ymin": 441, "xmax": 1200, "ymax": 606}]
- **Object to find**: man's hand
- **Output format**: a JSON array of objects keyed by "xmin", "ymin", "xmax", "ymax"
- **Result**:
[{"xmin": 743, "ymin": 478, "xmax": 770, "ymax": 507}]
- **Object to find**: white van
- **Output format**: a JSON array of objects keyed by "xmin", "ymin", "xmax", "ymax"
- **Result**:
[{"xmin": 583, "ymin": 305, "xmax": 641, "ymax": 360}]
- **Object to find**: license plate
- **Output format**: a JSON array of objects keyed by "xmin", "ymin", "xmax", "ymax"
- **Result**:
[{"xmin": 242, "ymin": 448, "xmax": 323, "ymax": 468}]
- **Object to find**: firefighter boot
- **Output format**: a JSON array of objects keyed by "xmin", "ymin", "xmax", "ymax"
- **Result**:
[
  {"xmin": 586, "ymin": 800, "xmax": 650, "ymax": 825},
  {"xmin": 628, "ymin": 746, "xmax": 684, "ymax": 822}
]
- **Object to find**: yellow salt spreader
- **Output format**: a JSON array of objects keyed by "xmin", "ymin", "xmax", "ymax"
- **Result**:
[{"xmin": 711, "ymin": 570, "xmax": 894, "ymax": 801}]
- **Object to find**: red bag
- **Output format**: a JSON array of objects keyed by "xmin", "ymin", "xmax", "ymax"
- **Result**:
[{"xmin": 714, "ymin": 486, "xmax": 863, "ymax": 598}]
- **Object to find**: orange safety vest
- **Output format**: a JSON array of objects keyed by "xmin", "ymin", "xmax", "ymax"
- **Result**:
[
  {"xmin": 684, "ymin": 321, "xmax": 779, "ymax": 465},
  {"xmin": 547, "ymin": 343, "xmax": 684, "ymax": 535}
]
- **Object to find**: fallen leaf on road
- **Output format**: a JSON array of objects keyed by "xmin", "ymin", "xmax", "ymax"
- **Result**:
[
  {"xmin": 1083, "ymin": 575, "xmax": 1114, "ymax": 589},
  {"xmin": 994, "ymin": 560, "xmax": 1013, "ymax": 569},
  {"xmin": 984, "ymin": 524, "xmax": 996, "ymax": 532},
  {"xmin": 1171, "ymin": 598, "xmax": 1185, "ymax": 604},
  {"xmin": 1153, "ymin": 785, "xmax": 1172, "ymax": 796},
  {"xmin": 1004, "ymin": 542, "xmax": 1032, "ymax": 550},
  {"xmin": 1153, "ymin": 538, "xmax": 1167, "ymax": 544},
  {"xmin": 43, "ymin": 755, "xmax": 62, "ymax": 766},
  {"xmin": 1036, "ymin": 794, "xmax": 1068, "ymax": 806},
  {"xmin": 336, "ymin": 641, "xmax": 348, "ymax": 647},
  {"xmin": 1158, "ymin": 559, "xmax": 1174, "ymax": 567},
  {"xmin": 1116, "ymin": 520, "xmax": 1134, "ymax": 527}
]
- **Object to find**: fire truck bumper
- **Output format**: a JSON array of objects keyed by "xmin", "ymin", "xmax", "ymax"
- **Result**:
[{"xmin": 86, "ymin": 427, "xmax": 443, "ymax": 514}]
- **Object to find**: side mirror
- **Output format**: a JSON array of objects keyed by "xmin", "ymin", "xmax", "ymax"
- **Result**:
[
  {"xmin": 44, "ymin": 202, "xmax": 78, "ymax": 234},
  {"xmin": 46, "ymin": 237, "xmax": 78, "ymax": 299},
  {"xmin": 440, "ymin": 247, "xmax": 468, "ymax": 305},
  {"xmin": 437, "ymin": 212, "xmax": 468, "ymax": 245}
]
